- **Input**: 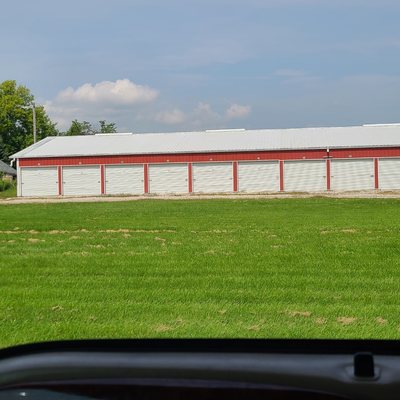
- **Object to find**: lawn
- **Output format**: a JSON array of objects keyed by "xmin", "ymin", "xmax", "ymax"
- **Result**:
[
  {"xmin": 0, "ymin": 186, "xmax": 16, "ymax": 199},
  {"xmin": 0, "ymin": 198, "xmax": 400, "ymax": 348}
]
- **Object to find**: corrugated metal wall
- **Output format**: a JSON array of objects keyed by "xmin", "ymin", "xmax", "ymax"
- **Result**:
[
  {"xmin": 378, "ymin": 159, "xmax": 400, "ymax": 190},
  {"xmin": 238, "ymin": 161, "xmax": 279, "ymax": 192},
  {"xmin": 19, "ymin": 147, "xmax": 400, "ymax": 167},
  {"xmin": 20, "ymin": 167, "xmax": 59, "ymax": 197},
  {"xmin": 284, "ymin": 160, "xmax": 327, "ymax": 192},
  {"xmin": 16, "ymin": 151, "xmax": 400, "ymax": 196},
  {"xmin": 105, "ymin": 165, "xmax": 144, "ymax": 195},
  {"xmin": 149, "ymin": 164, "xmax": 188, "ymax": 194},
  {"xmin": 192, "ymin": 163, "xmax": 233, "ymax": 193},
  {"xmin": 62, "ymin": 166, "xmax": 101, "ymax": 196},
  {"xmin": 330, "ymin": 159, "xmax": 375, "ymax": 191}
]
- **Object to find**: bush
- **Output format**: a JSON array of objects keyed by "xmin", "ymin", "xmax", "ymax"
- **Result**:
[{"xmin": 0, "ymin": 178, "xmax": 14, "ymax": 192}]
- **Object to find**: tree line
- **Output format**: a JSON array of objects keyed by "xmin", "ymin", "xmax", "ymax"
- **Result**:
[{"xmin": 0, "ymin": 80, "xmax": 117, "ymax": 163}]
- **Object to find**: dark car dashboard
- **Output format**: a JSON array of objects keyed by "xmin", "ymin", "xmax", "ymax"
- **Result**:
[{"xmin": 0, "ymin": 339, "xmax": 399, "ymax": 400}]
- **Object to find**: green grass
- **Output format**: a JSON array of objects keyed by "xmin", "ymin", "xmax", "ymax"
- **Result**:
[
  {"xmin": 0, "ymin": 185, "xmax": 16, "ymax": 198},
  {"xmin": 0, "ymin": 198, "xmax": 400, "ymax": 347}
]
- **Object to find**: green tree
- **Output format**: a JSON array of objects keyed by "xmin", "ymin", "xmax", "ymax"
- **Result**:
[
  {"xmin": 66, "ymin": 120, "xmax": 94, "ymax": 136},
  {"xmin": 99, "ymin": 120, "xmax": 117, "ymax": 133},
  {"xmin": 65, "ymin": 119, "xmax": 117, "ymax": 135},
  {"xmin": 0, "ymin": 80, "xmax": 58, "ymax": 162}
]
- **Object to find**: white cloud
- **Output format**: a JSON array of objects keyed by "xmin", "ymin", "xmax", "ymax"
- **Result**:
[
  {"xmin": 226, "ymin": 104, "xmax": 251, "ymax": 119},
  {"xmin": 155, "ymin": 108, "xmax": 186, "ymax": 124},
  {"xmin": 44, "ymin": 78, "xmax": 252, "ymax": 132},
  {"xmin": 191, "ymin": 102, "xmax": 223, "ymax": 128},
  {"xmin": 45, "ymin": 79, "xmax": 159, "ymax": 130},
  {"xmin": 56, "ymin": 79, "xmax": 158, "ymax": 105},
  {"xmin": 153, "ymin": 102, "xmax": 251, "ymax": 129}
]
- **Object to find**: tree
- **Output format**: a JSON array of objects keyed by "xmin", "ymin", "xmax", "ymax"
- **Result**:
[
  {"xmin": 99, "ymin": 120, "xmax": 117, "ymax": 133},
  {"xmin": 66, "ymin": 120, "xmax": 94, "ymax": 136},
  {"xmin": 65, "ymin": 120, "xmax": 117, "ymax": 135},
  {"xmin": 0, "ymin": 80, "xmax": 58, "ymax": 163}
]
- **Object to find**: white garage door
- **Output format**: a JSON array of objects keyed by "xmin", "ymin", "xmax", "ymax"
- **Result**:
[
  {"xmin": 379, "ymin": 158, "xmax": 400, "ymax": 190},
  {"xmin": 192, "ymin": 163, "xmax": 233, "ymax": 193},
  {"xmin": 20, "ymin": 167, "xmax": 58, "ymax": 197},
  {"xmin": 284, "ymin": 160, "xmax": 327, "ymax": 192},
  {"xmin": 149, "ymin": 163, "xmax": 188, "ymax": 194},
  {"xmin": 62, "ymin": 166, "xmax": 101, "ymax": 196},
  {"xmin": 331, "ymin": 159, "xmax": 374, "ymax": 191},
  {"xmin": 105, "ymin": 165, "xmax": 144, "ymax": 195},
  {"xmin": 238, "ymin": 161, "xmax": 279, "ymax": 192}
]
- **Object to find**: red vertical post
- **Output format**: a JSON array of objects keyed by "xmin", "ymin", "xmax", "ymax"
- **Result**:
[
  {"xmin": 57, "ymin": 166, "xmax": 63, "ymax": 195},
  {"xmin": 100, "ymin": 165, "xmax": 105, "ymax": 195},
  {"xmin": 279, "ymin": 160, "xmax": 284, "ymax": 192},
  {"xmin": 233, "ymin": 161, "xmax": 238, "ymax": 192},
  {"xmin": 188, "ymin": 163, "xmax": 193, "ymax": 193},
  {"xmin": 326, "ymin": 159, "xmax": 331, "ymax": 191},
  {"xmin": 374, "ymin": 158, "xmax": 379, "ymax": 190},
  {"xmin": 144, "ymin": 164, "xmax": 149, "ymax": 193}
]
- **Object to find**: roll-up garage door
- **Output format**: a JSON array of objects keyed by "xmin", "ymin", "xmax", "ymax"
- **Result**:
[
  {"xmin": 331, "ymin": 159, "xmax": 374, "ymax": 191},
  {"xmin": 192, "ymin": 163, "xmax": 233, "ymax": 193},
  {"xmin": 284, "ymin": 160, "xmax": 327, "ymax": 192},
  {"xmin": 62, "ymin": 166, "xmax": 101, "ymax": 196},
  {"xmin": 238, "ymin": 161, "xmax": 279, "ymax": 192},
  {"xmin": 379, "ymin": 158, "xmax": 400, "ymax": 190},
  {"xmin": 105, "ymin": 165, "xmax": 144, "ymax": 195},
  {"xmin": 149, "ymin": 163, "xmax": 188, "ymax": 194},
  {"xmin": 20, "ymin": 167, "xmax": 58, "ymax": 197}
]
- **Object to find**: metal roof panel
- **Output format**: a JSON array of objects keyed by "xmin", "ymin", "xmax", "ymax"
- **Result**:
[{"xmin": 10, "ymin": 125, "xmax": 400, "ymax": 159}]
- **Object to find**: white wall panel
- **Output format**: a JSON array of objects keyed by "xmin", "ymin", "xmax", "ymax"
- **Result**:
[
  {"xmin": 379, "ymin": 158, "xmax": 400, "ymax": 190},
  {"xmin": 149, "ymin": 163, "xmax": 188, "ymax": 194},
  {"xmin": 105, "ymin": 165, "xmax": 143, "ymax": 195},
  {"xmin": 238, "ymin": 161, "xmax": 279, "ymax": 192},
  {"xmin": 20, "ymin": 167, "xmax": 58, "ymax": 197},
  {"xmin": 192, "ymin": 163, "xmax": 233, "ymax": 193},
  {"xmin": 62, "ymin": 166, "xmax": 101, "ymax": 196},
  {"xmin": 331, "ymin": 159, "xmax": 374, "ymax": 191},
  {"xmin": 284, "ymin": 160, "xmax": 327, "ymax": 192}
]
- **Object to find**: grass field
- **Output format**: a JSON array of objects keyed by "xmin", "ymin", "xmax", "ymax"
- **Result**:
[{"xmin": 1, "ymin": 198, "xmax": 400, "ymax": 347}]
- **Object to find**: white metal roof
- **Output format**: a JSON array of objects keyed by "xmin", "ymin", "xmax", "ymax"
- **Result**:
[{"xmin": 11, "ymin": 124, "xmax": 400, "ymax": 159}]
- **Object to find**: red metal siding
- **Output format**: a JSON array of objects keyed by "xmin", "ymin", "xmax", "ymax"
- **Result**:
[
  {"xmin": 374, "ymin": 158, "xmax": 379, "ymax": 189},
  {"xmin": 100, "ymin": 165, "xmax": 105, "ymax": 194},
  {"xmin": 326, "ymin": 160, "xmax": 331, "ymax": 191},
  {"xmin": 188, "ymin": 163, "xmax": 193, "ymax": 193},
  {"xmin": 233, "ymin": 162, "xmax": 238, "ymax": 192},
  {"xmin": 18, "ymin": 147, "xmax": 400, "ymax": 167},
  {"xmin": 330, "ymin": 147, "xmax": 400, "ymax": 159},
  {"xmin": 57, "ymin": 166, "xmax": 62, "ymax": 195},
  {"xmin": 143, "ymin": 164, "xmax": 149, "ymax": 194},
  {"xmin": 16, "ymin": 149, "xmax": 326, "ymax": 166}
]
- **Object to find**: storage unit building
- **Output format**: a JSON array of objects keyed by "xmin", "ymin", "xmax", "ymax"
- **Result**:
[{"xmin": 10, "ymin": 124, "xmax": 400, "ymax": 197}]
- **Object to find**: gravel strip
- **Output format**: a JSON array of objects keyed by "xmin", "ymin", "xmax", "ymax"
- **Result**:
[{"xmin": 2, "ymin": 191, "xmax": 400, "ymax": 204}]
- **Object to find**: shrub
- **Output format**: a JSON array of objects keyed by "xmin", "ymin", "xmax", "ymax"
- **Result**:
[{"xmin": 0, "ymin": 178, "xmax": 14, "ymax": 192}]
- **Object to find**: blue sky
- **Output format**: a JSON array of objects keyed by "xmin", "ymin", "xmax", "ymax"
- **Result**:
[{"xmin": 1, "ymin": 0, "xmax": 400, "ymax": 132}]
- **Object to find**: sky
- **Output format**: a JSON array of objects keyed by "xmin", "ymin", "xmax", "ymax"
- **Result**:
[{"xmin": 1, "ymin": 0, "xmax": 400, "ymax": 132}]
